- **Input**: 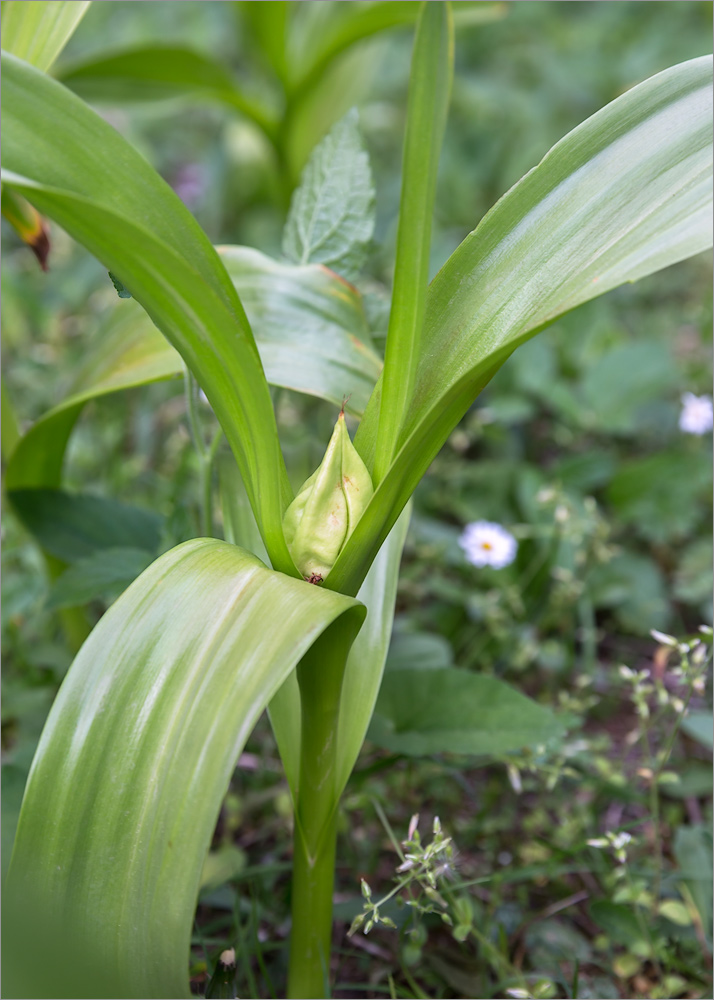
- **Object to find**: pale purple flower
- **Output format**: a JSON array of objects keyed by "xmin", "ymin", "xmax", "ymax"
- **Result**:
[{"xmin": 459, "ymin": 520, "xmax": 517, "ymax": 569}]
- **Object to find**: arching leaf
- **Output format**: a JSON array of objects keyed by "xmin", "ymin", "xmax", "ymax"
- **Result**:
[
  {"xmin": 5, "ymin": 539, "xmax": 365, "ymax": 999},
  {"xmin": 329, "ymin": 55, "xmax": 714, "ymax": 595}
]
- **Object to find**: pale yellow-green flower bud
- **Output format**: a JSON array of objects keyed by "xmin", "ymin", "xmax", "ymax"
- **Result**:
[{"xmin": 283, "ymin": 411, "xmax": 373, "ymax": 582}]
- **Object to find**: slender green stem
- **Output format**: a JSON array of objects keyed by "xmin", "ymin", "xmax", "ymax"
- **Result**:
[
  {"xmin": 647, "ymin": 674, "xmax": 697, "ymax": 903},
  {"xmin": 288, "ymin": 624, "xmax": 358, "ymax": 999}
]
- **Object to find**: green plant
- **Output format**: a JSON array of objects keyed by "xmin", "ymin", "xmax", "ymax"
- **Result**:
[{"xmin": 2, "ymin": 2, "xmax": 712, "ymax": 997}]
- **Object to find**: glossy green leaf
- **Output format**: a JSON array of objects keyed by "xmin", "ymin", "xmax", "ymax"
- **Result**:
[
  {"xmin": 57, "ymin": 44, "xmax": 278, "ymax": 136},
  {"xmin": 1, "ymin": 53, "xmax": 296, "ymax": 575},
  {"xmin": 5, "ymin": 247, "xmax": 380, "ymax": 502},
  {"xmin": 328, "ymin": 55, "xmax": 714, "ymax": 595},
  {"xmin": 1, "ymin": 0, "xmax": 90, "ymax": 72},
  {"xmin": 219, "ymin": 246, "xmax": 381, "ymax": 414},
  {"xmin": 269, "ymin": 505, "xmax": 411, "ymax": 803},
  {"xmin": 10, "ymin": 488, "xmax": 163, "ymax": 563},
  {"xmin": 368, "ymin": 668, "xmax": 567, "ymax": 757},
  {"xmin": 5, "ymin": 539, "xmax": 365, "ymax": 999},
  {"xmin": 4, "ymin": 303, "xmax": 182, "ymax": 491},
  {"xmin": 282, "ymin": 109, "xmax": 375, "ymax": 281},
  {"xmin": 374, "ymin": 1, "xmax": 453, "ymax": 480}
]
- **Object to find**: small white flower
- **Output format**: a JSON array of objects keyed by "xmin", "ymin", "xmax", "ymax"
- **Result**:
[
  {"xmin": 407, "ymin": 814, "xmax": 419, "ymax": 840},
  {"xmin": 459, "ymin": 520, "xmax": 517, "ymax": 568},
  {"xmin": 679, "ymin": 392, "xmax": 713, "ymax": 435},
  {"xmin": 610, "ymin": 832, "xmax": 632, "ymax": 851},
  {"xmin": 650, "ymin": 629, "xmax": 678, "ymax": 647}
]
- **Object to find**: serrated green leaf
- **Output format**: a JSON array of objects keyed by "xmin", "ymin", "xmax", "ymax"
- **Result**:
[
  {"xmin": 1, "ymin": 0, "xmax": 90, "ymax": 72},
  {"xmin": 5, "ymin": 539, "xmax": 365, "ymax": 999},
  {"xmin": 368, "ymin": 669, "xmax": 566, "ymax": 757},
  {"xmin": 282, "ymin": 108, "xmax": 375, "ymax": 280},
  {"xmin": 219, "ymin": 245, "xmax": 381, "ymax": 414}
]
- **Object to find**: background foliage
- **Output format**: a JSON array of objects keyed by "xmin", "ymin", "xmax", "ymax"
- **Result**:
[{"xmin": 2, "ymin": 3, "xmax": 712, "ymax": 998}]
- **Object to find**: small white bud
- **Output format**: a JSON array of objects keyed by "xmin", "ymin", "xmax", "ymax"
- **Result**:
[{"xmin": 650, "ymin": 629, "xmax": 678, "ymax": 647}]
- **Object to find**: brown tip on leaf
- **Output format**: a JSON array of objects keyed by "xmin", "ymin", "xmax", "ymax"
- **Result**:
[
  {"xmin": 340, "ymin": 393, "xmax": 352, "ymax": 417},
  {"xmin": 29, "ymin": 224, "xmax": 51, "ymax": 272}
]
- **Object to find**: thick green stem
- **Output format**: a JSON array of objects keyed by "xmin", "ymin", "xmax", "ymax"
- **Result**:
[
  {"xmin": 287, "ymin": 625, "xmax": 355, "ymax": 999},
  {"xmin": 289, "ymin": 810, "xmax": 338, "ymax": 1000}
]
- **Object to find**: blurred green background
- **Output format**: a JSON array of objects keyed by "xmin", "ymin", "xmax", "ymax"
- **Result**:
[{"xmin": 2, "ymin": 3, "xmax": 712, "ymax": 998}]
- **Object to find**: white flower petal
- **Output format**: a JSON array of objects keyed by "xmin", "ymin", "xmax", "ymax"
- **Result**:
[
  {"xmin": 458, "ymin": 520, "xmax": 518, "ymax": 569},
  {"xmin": 679, "ymin": 393, "xmax": 713, "ymax": 435}
]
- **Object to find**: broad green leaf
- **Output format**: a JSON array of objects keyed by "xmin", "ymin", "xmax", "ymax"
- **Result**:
[
  {"xmin": 607, "ymin": 448, "xmax": 712, "ymax": 544},
  {"xmin": 588, "ymin": 552, "xmax": 670, "ymax": 635},
  {"xmin": 239, "ymin": 0, "xmax": 289, "ymax": 85},
  {"xmin": 5, "ymin": 539, "xmax": 365, "ymax": 999},
  {"xmin": 269, "ymin": 504, "xmax": 411, "ymax": 802},
  {"xmin": 45, "ymin": 547, "xmax": 155, "ymax": 610},
  {"xmin": 5, "ymin": 248, "xmax": 380, "ymax": 500},
  {"xmin": 282, "ymin": 109, "xmax": 375, "ymax": 281},
  {"xmin": 590, "ymin": 901, "xmax": 648, "ymax": 949},
  {"xmin": 334, "ymin": 503, "xmax": 411, "ymax": 795},
  {"xmin": 219, "ymin": 246, "xmax": 381, "ymax": 413},
  {"xmin": 673, "ymin": 825, "xmax": 713, "ymax": 943},
  {"xmin": 1, "ymin": 0, "xmax": 90, "ymax": 72},
  {"xmin": 220, "ymin": 454, "xmax": 271, "ymax": 566},
  {"xmin": 385, "ymin": 630, "xmax": 454, "ymax": 671},
  {"xmin": 368, "ymin": 668, "xmax": 566, "ymax": 757},
  {"xmin": 9, "ymin": 488, "xmax": 163, "ymax": 563},
  {"xmin": 1, "ymin": 53, "xmax": 296, "ymax": 576},
  {"xmin": 374, "ymin": 1, "xmax": 453, "ymax": 480},
  {"xmin": 57, "ymin": 44, "xmax": 278, "ymax": 137},
  {"xmin": 289, "ymin": 1, "xmax": 503, "ymax": 95},
  {"xmin": 673, "ymin": 537, "xmax": 713, "ymax": 610},
  {"xmin": 200, "ymin": 844, "xmax": 246, "ymax": 894},
  {"xmin": 329, "ymin": 55, "xmax": 714, "ymax": 596},
  {"xmin": 1, "ymin": 374, "xmax": 21, "ymax": 460},
  {"xmin": 681, "ymin": 710, "xmax": 713, "ymax": 749},
  {"xmin": 4, "ymin": 302, "xmax": 182, "ymax": 491}
]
